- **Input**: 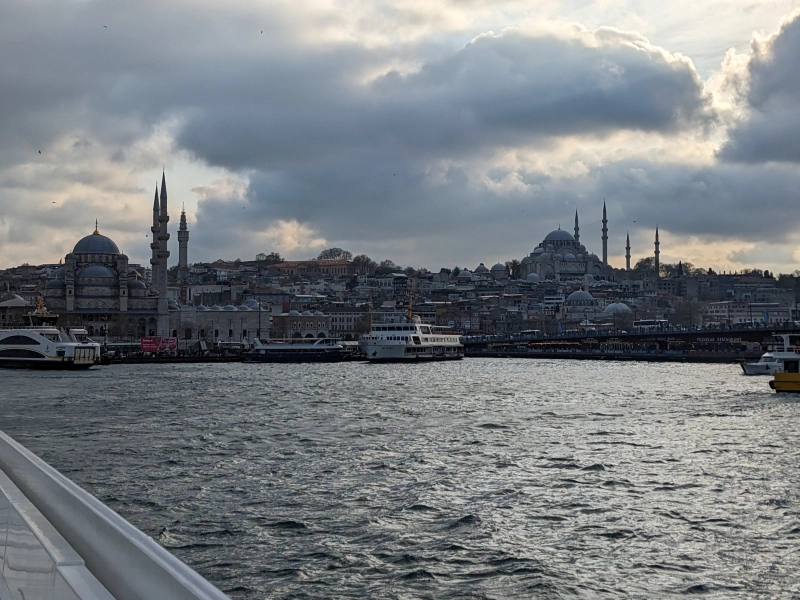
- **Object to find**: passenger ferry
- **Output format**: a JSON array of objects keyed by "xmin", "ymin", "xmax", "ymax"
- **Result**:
[
  {"xmin": 242, "ymin": 337, "xmax": 355, "ymax": 363},
  {"xmin": 0, "ymin": 300, "xmax": 99, "ymax": 369},
  {"xmin": 359, "ymin": 303, "xmax": 463, "ymax": 362},
  {"xmin": 741, "ymin": 333, "xmax": 800, "ymax": 375}
]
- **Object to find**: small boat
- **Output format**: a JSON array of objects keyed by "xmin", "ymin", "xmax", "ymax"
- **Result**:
[
  {"xmin": 769, "ymin": 356, "xmax": 800, "ymax": 393},
  {"xmin": 742, "ymin": 333, "xmax": 800, "ymax": 375},
  {"xmin": 0, "ymin": 299, "xmax": 100, "ymax": 369},
  {"xmin": 242, "ymin": 337, "xmax": 354, "ymax": 363}
]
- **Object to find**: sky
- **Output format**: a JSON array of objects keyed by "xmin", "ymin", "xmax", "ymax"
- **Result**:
[{"xmin": 2, "ymin": 0, "xmax": 800, "ymax": 274}]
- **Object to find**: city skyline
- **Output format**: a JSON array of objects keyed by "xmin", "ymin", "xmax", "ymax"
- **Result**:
[{"xmin": 2, "ymin": 1, "xmax": 800, "ymax": 273}]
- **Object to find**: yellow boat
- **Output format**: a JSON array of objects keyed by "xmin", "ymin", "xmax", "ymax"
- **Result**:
[{"xmin": 769, "ymin": 357, "xmax": 800, "ymax": 392}]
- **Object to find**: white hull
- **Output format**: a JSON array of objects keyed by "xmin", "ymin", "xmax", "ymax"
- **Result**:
[
  {"xmin": 0, "ymin": 327, "xmax": 99, "ymax": 369},
  {"xmin": 359, "ymin": 340, "xmax": 464, "ymax": 361},
  {"xmin": 741, "ymin": 361, "xmax": 782, "ymax": 375}
]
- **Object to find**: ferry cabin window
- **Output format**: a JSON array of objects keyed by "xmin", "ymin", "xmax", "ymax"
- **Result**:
[{"xmin": 0, "ymin": 335, "xmax": 39, "ymax": 345}]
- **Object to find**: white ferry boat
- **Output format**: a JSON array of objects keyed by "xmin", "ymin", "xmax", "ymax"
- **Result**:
[
  {"xmin": 0, "ymin": 300, "xmax": 100, "ymax": 369},
  {"xmin": 242, "ymin": 337, "xmax": 355, "ymax": 363},
  {"xmin": 741, "ymin": 333, "xmax": 800, "ymax": 375},
  {"xmin": 359, "ymin": 309, "xmax": 464, "ymax": 362}
]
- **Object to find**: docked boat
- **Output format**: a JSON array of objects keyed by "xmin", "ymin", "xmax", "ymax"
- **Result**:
[
  {"xmin": 359, "ymin": 300, "xmax": 464, "ymax": 362},
  {"xmin": 0, "ymin": 300, "xmax": 100, "ymax": 369},
  {"xmin": 769, "ymin": 356, "xmax": 800, "ymax": 393},
  {"xmin": 741, "ymin": 333, "xmax": 800, "ymax": 375},
  {"xmin": 242, "ymin": 337, "xmax": 354, "ymax": 363}
]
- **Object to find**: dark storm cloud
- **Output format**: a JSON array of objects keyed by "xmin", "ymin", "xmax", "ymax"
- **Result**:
[{"xmin": 719, "ymin": 11, "xmax": 800, "ymax": 163}]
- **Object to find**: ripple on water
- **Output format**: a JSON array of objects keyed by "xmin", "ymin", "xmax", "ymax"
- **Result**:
[{"xmin": 0, "ymin": 359, "xmax": 798, "ymax": 598}]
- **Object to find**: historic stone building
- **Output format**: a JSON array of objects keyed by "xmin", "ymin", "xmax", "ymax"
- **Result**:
[{"xmin": 520, "ymin": 203, "xmax": 615, "ymax": 282}]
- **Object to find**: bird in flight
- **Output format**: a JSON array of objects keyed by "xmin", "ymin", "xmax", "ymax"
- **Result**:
[
  {"xmin": 103, "ymin": 25, "xmax": 107, "ymax": 28},
  {"xmin": 38, "ymin": 150, "xmax": 41, "ymax": 154}
]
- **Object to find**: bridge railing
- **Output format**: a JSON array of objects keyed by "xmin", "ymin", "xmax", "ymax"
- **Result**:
[{"xmin": 0, "ymin": 431, "xmax": 230, "ymax": 600}]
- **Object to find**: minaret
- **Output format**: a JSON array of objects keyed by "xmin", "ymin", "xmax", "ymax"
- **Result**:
[
  {"xmin": 150, "ymin": 185, "xmax": 160, "ymax": 289},
  {"xmin": 157, "ymin": 170, "xmax": 171, "ymax": 335},
  {"xmin": 601, "ymin": 200, "xmax": 608, "ymax": 265},
  {"xmin": 573, "ymin": 210, "xmax": 580, "ymax": 245},
  {"xmin": 178, "ymin": 203, "xmax": 190, "ymax": 282},
  {"xmin": 654, "ymin": 226, "xmax": 660, "ymax": 279},
  {"xmin": 625, "ymin": 231, "xmax": 631, "ymax": 270}
]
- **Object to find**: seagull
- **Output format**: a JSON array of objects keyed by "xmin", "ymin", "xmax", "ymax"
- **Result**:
[
  {"xmin": 103, "ymin": 25, "xmax": 107, "ymax": 28},
  {"xmin": 38, "ymin": 150, "xmax": 41, "ymax": 154},
  {"xmin": 52, "ymin": 201, "xmax": 57, "ymax": 204}
]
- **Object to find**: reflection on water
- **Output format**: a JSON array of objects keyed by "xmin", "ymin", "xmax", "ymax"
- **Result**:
[{"xmin": 0, "ymin": 360, "xmax": 798, "ymax": 598}]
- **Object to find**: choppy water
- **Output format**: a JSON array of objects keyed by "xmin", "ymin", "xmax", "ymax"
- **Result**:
[{"xmin": 0, "ymin": 360, "xmax": 799, "ymax": 598}]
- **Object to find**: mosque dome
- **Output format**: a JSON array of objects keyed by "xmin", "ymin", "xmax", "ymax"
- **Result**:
[
  {"xmin": 521, "ymin": 256, "xmax": 533, "ymax": 264},
  {"xmin": 535, "ymin": 253, "xmax": 549, "ymax": 262},
  {"xmin": 457, "ymin": 269, "xmax": 472, "ymax": 278},
  {"xmin": 527, "ymin": 273, "xmax": 540, "ymax": 283},
  {"xmin": 588, "ymin": 253, "xmax": 599, "ymax": 261},
  {"xmin": 314, "ymin": 310, "xmax": 325, "ymax": 316},
  {"xmin": 288, "ymin": 310, "xmax": 300, "ymax": 316},
  {"xmin": 222, "ymin": 305, "xmax": 236, "ymax": 311},
  {"xmin": 128, "ymin": 280, "xmax": 146, "ymax": 290},
  {"xmin": 196, "ymin": 304, "xmax": 208, "ymax": 311},
  {"xmin": 72, "ymin": 230, "xmax": 120, "ymax": 255},
  {"xmin": 604, "ymin": 302, "xmax": 632, "ymax": 314},
  {"xmin": 77, "ymin": 265, "xmax": 116, "ymax": 278},
  {"xmin": 209, "ymin": 305, "xmax": 222, "ymax": 311},
  {"xmin": 566, "ymin": 290, "xmax": 595, "ymax": 303},
  {"xmin": 46, "ymin": 278, "xmax": 66, "ymax": 289},
  {"xmin": 533, "ymin": 247, "xmax": 545, "ymax": 255},
  {"xmin": 563, "ymin": 253, "xmax": 576, "ymax": 260},
  {"xmin": 475, "ymin": 263, "xmax": 489, "ymax": 273},
  {"xmin": 491, "ymin": 263, "xmax": 506, "ymax": 271},
  {"xmin": 49, "ymin": 267, "xmax": 65, "ymax": 279},
  {"xmin": 236, "ymin": 304, "xmax": 250, "ymax": 311},
  {"xmin": 244, "ymin": 298, "xmax": 259, "ymax": 309},
  {"xmin": 544, "ymin": 229, "xmax": 575, "ymax": 243}
]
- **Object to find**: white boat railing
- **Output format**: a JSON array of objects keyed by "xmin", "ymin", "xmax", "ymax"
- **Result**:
[{"xmin": 0, "ymin": 431, "xmax": 230, "ymax": 600}]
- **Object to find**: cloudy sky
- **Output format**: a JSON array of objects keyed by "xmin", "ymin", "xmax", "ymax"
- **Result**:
[{"xmin": 2, "ymin": 0, "xmax": 800, "ymax": 273}]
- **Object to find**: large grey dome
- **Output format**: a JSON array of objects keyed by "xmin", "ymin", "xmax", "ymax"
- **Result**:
[
  {"xmin": 544, "ymin": 229, "xmax": 575, "ymax": 243},
  {"xmin": 46, "ymin": 278, "xmax": 66, "ymax": 289},
  {"xmin": 73, "ymin": 231, "xmax": 120, "ymax": 255},
  {"xmin": 566, "ymin": 290, "xmax": 595, "ymax": 303},
  {"xmin": 77, "ymin": 265, "xmax": 116, "ymax": 278},
  {"xmin": 604, "ymin": 302, "xmax": 632, "ymax": 313}
]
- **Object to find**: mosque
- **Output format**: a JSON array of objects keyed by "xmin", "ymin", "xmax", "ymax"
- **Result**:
[
  {"xmin": 41, "ymin": 171, "xmax": 262, "ymax": 344},
  {"xmin": 520, "ymin": 203, "xmax": 616, "ymax": 282}
]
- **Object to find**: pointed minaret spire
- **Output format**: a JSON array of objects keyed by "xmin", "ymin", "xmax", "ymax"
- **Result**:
[
  {"xmin": 625, "ymin": 230, "xmax": 631, "ymax": 270},
  {"xmin": 94, "ymin": 219, "xmax": 99, "ymax": 234},
  {"xmin": 601, "ymin": 200, "xmax": 608, "ymax": 265},
  {"xmin": 654, "ymin": 226, "xmax": 660, "ymax": 279},
  {"xmin": 574, "ymin": 210, "xmax": 580, "ymax": 245}
]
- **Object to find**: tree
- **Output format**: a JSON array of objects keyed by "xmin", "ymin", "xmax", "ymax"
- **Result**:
[
  {"xmin": 452, "ymin": 266, "xmax": 461, "ymax": 277},
  {"xmin": 375, "ymin": 259, "xmax": 399, "ymax": 275},
  {"xmin": 403, "ymin": 266, "xmax": 416, "ymax": 276},
  {"xmin": 352, "ymin": 254, "xmax": 377, "ymax": 275},
  {"xmin": 634, "ymin": 257, "xmax": 655, "ymax": 271},
  {"xmin": 505, "ymin": 259, "xmax": 521, "ymax": 279},
  {"xmin": 317, "ymin": 248, "xmax": 353, "ymax": 261},
  {"xmin": 262, "ymin": 252, "xmax": 284, "ymax": 265}
]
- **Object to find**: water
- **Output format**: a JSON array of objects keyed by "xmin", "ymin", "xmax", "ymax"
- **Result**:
[{"xmin": 0, "ymin": 360, "xmax": 798, "ymax": 598}]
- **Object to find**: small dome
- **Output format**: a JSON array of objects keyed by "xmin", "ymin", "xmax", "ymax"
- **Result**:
[
  {"xmin": 313, "ymin": 310, "xmax": 325, "ymax": 316},
  {"xmin": 46, "ymin": 278, "xmax": 66, "ymax": 289},
  {"xmin": 475, "ymin": 263, "xmax": 489, "ymax": 273},
  {"xmin": 521, "ymin": 256, "xmax": 533, "ymax": 264},
  {"xmin": 491, "ymin": 263, "xmax": 506, "ymax": 271},
  {"xmin": 566, "ymin": 290, "xmax": 595, "ymax": 303},
  {"xmin": 527, "ymin": 273, "xmax": 540, "ymax": 283},
  {"xmin": 288, "ymin": 310, "xmax": 300, "ymax": 316},
  {"xmin": 196, "ymin": 304, "xmax": 208, "ymax": 311},
  {"xmin": 118, "ymin": 254, "xmax": 128, "ymax": 261},
  {"xmin": 301, "ymin": 310, "xmax": 313, "ymax": 316},
  {"xmin": 533, "ymin": 247, "xmax": 545, "ymax": 255},
  {"xmin": 77, "ymin": 265, "xmax": 116, "ymax": 278},
  {"xmin": 535, "ymin": 253, "xmax": 549, "ymax": 262},
  {"xmin": 209, "ymin": 304, "xmax": 222, "ymax": 311},
  {"xmin": 588, "ymin": 253, "xmax": 599, "ymax": 261},
  {"xmin": 236, "ymin": 304, "xmax": 250, "ymax": 311},
  {"xmin": 128, "ymin": 280, "xmax": 146, "ymax": 289},
  {"xmin": 563, "ymin": 253, "xmax": 576, "ymax": 260},
  {"xmin": 72, "ymin": 231, "xmax": 120, "ymax": 255},
  {"xmin": 457, "ymin": 270, "xmax": 472, "ymax": 278},
  {"xmin": 544, "ymin": 229, "xmax": 575, "ymax": 243},
  {"xmin": 49, "ymin": 267, "xmax": 65, "ymax": 279},
  {"xmin": 604, "ymin": 302, "xmax": 632, "ymax": 314},
  {"xmin": 222, "ymin": 304, "xmax": 236, "ymax": 311},
  {"xmin": 244, "ymin": 298, "xmax": 259, "ymax": 308}
]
